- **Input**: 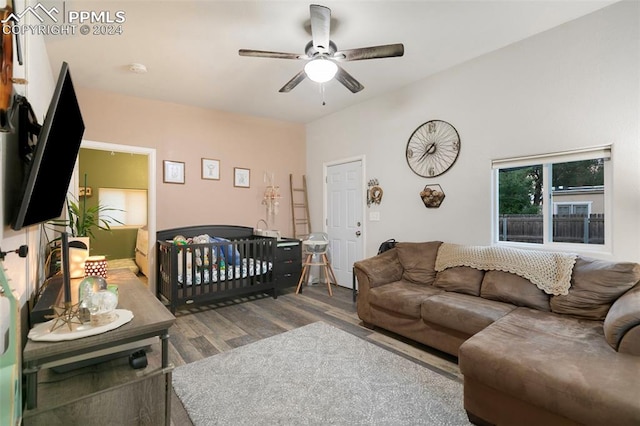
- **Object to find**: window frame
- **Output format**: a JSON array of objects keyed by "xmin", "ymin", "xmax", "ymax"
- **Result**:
[{"xmin": 491, "ymin": 145, "xmax": 612, "ymax": 254}]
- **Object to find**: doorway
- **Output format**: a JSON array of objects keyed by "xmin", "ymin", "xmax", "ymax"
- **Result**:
[
  {"xmin": 324, "ymin": 157, "xmax": 365, "ymax": 289},
  {"xmin": 70, "ymin": 140, "xmax": 157, "ymax": 292}
]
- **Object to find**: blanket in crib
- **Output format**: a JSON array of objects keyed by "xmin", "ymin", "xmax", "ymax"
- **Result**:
[{"xmin": 171, "ymin": 258, "xmax": 272, "ymax": 286}]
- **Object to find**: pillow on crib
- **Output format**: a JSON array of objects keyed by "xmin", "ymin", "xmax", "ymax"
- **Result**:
[{"xmin": 211, "ymin": 237, "xmax": 242, "ymax": 266}]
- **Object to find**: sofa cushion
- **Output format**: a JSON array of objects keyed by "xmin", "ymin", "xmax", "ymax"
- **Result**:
[
  {"xmin": 550, "ymin": 257, "xmax": 640, "ymax": 320},
  {"xmin": 421, "ymin": 292, "xmax": 515, "ymax": 336},
  {"xmin": 395, "ymin": 241, "xmax": 442, "ymax": 285},
  {"xmin": 369, "ymin": 281, "xmax": 442, "ymax": 318},
  {"xmin": 459, "ymin": 308, "xmax": 640, "ymax": 426},
  {"xmin": 433, "ymin": 266, "xmax": 484, "ymax": 296},
  {"xmin": 481, "ymin": 270, "xmax": 551, "ymax": 311}
]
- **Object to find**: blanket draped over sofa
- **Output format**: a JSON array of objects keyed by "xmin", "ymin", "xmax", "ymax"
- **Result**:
[{"xmin": 435, "ymin": 243, "xmax": 577, "ymax": 296}]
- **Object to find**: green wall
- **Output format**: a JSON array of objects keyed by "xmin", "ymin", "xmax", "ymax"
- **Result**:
[{"xmin": 78, "ymin": 149, "xmax": 148, "ymax": 259}]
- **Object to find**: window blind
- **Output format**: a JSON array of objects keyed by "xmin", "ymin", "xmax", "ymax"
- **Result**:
[{"xmin": 491, "ymin": 145, "xmax": 611, "ymax": 169}]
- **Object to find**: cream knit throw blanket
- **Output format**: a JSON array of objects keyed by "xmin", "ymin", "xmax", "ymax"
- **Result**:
[{"xmin": 435, "ymin": 243, "xmax": 577, "ymax": 295}]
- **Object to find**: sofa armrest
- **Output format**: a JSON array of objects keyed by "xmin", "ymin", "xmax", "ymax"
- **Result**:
[
  {"xmin": 354, "ymin": 248, "xmax": 403, "ymax": 289},
  {"xmin": 604, "ymin": 283, "xmax": 640, "ymax": 355},
  {"xmin": 354, "ymin": 248, "xmax": 404, "ymax": 324}
]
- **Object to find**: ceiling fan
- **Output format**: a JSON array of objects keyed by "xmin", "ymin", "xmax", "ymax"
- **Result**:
[{"xmin": 239, "ymin": 4, "xmax": 404, "ymax": 94}]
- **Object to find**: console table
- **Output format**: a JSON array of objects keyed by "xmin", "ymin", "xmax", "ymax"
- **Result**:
[{"xmin": 22, "ymin": 269, "xmax": 176, "ymax": 425}]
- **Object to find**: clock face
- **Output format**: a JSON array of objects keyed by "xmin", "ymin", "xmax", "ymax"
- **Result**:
[{"xmin": 406, "ymin": 120, "xmax": 461, "ymax": 177}]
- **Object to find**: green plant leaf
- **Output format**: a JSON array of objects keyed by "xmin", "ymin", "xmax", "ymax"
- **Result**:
[{"xmin": 46, "ymin": 192, "xmax": 125, "ymax": 240}]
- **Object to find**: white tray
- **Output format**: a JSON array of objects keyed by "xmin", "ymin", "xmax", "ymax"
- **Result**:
[{"xmin": 28, "ymin": 309, "xmax": 134, "ymax": 342}]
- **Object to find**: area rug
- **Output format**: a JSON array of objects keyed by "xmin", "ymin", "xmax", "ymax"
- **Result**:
[{"xmin": 172, "ymin": 322, "xmax": 468, "ymax": 425}]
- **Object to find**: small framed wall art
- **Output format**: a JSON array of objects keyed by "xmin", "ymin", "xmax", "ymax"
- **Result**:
[
  {"xmin": 163, "ymin": 160, "xmax": 185, "ymax": 184},
  {"xmin": 201, "ymin": 158, "xmax": 220, "ymax": 180},
  {"xmin": 234, "ymin": 167, "xmax": 250, "ymax": 188}
]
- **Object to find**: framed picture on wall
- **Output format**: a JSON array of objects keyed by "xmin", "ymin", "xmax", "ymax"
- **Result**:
[
  {"xmin": 201, "ymin": 158, "xmax": 220, "ymax": 180},
  {"xmin": 163, "ymin": 160, "xmax": 185, "ymax": 184},
  {"xmin": 234, "ymin": 167, "xmax": 250, "ymax": 188}
]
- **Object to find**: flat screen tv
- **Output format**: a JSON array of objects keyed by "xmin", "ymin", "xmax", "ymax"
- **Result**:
[{"xmin": 11, "ymin": 62, "xmax": 85, "ymax": 231}]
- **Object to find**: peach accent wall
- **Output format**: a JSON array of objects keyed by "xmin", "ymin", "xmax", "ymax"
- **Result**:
[{"xmin": 76, "ymin": 88, "xmax": 305, "ymax": 235}]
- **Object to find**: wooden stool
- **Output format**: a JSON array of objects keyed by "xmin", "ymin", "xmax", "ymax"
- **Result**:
[{"xmin": 296, "ymin": 241, "xmax": 338, "ymax": 296}]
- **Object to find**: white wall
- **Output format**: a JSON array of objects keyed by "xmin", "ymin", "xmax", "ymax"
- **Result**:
[
  {"xmin": 1, "ymin": 26, "xmax": 55, "ymax": 313},
  {"xmin": 306, "ymin": 1, "xmax": 639, "ymax": 262}
]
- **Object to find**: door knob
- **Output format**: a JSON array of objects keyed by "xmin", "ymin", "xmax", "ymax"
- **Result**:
[{"xmin": 355, "ymin": 231, "xmax": 361, "ymax": 237}]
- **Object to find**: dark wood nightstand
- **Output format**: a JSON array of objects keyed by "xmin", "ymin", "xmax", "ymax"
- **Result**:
[{"xmin": 275, "ymin": 238, "xmax": 301, "ymax": 291}]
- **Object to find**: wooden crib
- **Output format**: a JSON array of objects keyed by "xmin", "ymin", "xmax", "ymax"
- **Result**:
[{"xmin": 156, "ymin": 225, "xmax": 276, "ymax": 313}]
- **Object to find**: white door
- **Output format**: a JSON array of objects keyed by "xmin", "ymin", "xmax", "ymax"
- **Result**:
[{"xmin": 326, "ymin": 160, "xmax": 364, "ymax": 288}]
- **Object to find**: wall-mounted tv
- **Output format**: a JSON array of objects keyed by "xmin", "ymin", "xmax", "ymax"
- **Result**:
[{"xmin": 11, "ymin": 62, "xmax": 85, "ymax": 231}]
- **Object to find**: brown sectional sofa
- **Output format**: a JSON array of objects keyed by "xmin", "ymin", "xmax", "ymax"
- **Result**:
[{"xmin": 353, "ymin": 241, "xmax": 640, "ymax": 426}]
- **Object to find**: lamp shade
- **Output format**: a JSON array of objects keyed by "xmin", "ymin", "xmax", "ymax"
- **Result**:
[
  {"xmin": 66, "ymin": 237, "xmax": 89, "ymax": 279},
  {"xmin": 304, "ymin": 58, "xmax": 338, "ymax": 83},
  {"xmin": 84, "ymin": 255, "xmax": 108, "ymax": 278}
]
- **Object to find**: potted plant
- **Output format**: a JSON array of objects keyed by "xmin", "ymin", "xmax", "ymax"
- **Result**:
[
  {"xmin": 49, "ymin": 194, "xmax": 123, "ymax": 239},
  {"xmin": 47, "ymin": 185, "xmax": 123, "ymax": 277}
]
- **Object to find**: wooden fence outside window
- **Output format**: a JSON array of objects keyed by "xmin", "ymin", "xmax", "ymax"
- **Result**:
[{"xmin": 498, "ymin": 214, "xmax": 604, "ymax": 244}]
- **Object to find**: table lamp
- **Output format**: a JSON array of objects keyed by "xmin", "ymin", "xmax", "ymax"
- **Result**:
[{"xmin": 84, "ymin": 255, "xmax": 108, "ymax": 278}]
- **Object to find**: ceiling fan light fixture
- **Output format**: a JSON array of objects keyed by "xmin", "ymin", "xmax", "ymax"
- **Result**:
[{"xmin": 304, "ymin": 58, "xmax": 338, "ymax": 83}]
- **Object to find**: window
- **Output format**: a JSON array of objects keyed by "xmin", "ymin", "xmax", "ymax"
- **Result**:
[
  {"xmin": 98, "ymin": 188, "xmax": 148, "ymax": 228},
  {"xmin": 554, "ymin": 202, "xmax": 592, "ymax": 216},
  {"xmin": 492, "ymin": 146, "xmax": 610, "ymax": 248}
]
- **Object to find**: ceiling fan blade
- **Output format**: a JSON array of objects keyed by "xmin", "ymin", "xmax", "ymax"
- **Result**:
[
  {"xmin": 335, "ymin": 66, "xmax": 364, "ymax": 93},
  {"xmin": 335, "ymin": 43, "xmax": 405, "ymax": 61},
  {"xmin": 310, "ymin": 4, "xmax": 331, "ymax": 53},
  {"xmin": 239, "ymin": 49, "xmax": 307, "ymax": 60},
  {"xmin": 279, "ymin": 70, "xmax": 307, "ymax": 93}
]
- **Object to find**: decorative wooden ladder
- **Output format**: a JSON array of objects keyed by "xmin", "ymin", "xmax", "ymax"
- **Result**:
[{"xmin": 289, "ymin": 174, "xmax": 311, "ymax": 239}]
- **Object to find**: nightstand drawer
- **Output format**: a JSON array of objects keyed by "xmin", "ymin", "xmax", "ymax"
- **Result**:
[
  {"xmin": 276, "ymin": 244, "xmax": 301, "ymax": 262},
  {"xmin": 277, "ymin": 260, "xmax": 301, "ymax": 274},
  {"xmin": 277, "ymin": 271, "xmax": 299, "ymax": 288}
]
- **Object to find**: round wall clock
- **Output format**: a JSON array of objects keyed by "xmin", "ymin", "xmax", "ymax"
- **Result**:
[{"xmin": 406, "ymin": 120, "xmax": 461, "ymax": 177}]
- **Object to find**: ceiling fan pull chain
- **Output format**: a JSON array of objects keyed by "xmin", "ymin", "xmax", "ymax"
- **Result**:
[{"xmin": 321, "ymin": 83, "xmax": 326, "ymax": 106}]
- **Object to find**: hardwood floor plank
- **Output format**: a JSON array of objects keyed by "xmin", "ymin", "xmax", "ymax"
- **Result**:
[
  {"xmin": 196, "ymin": 306, "xmax": 249, "ymax": 340},
  {"xmin": 169, "ymin": 329, "xmax": 205, "ymax": 365},
  {"xmin": 182, "ymin": 312, "xmax": 236, "ymax": 352},
  {"xmin": 241, "ymin": 299, "xmax": 302, "ymax": 332},
  {"xmin": 172, "ymin": 315, "xmax": 206, "ymax": 340},
  {"xmin": 225, "ymin": 333, "xmax": 260, "ymax": 349},
  {"xmin": 189, "ymin": 335, "xmax": 219, "ymax": 358},
  {"xmin": 166, "ymin": 340, "xmax": 186, "ymax": 367},
  {"xmin": 214, "ymin": 301, "xmax": 288, "ymax": 340}
]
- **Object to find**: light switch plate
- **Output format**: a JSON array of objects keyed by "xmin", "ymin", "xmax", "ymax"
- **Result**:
[{"xmin": 369, "ymin": 211, "xmax": 380, "ymax": 221}]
